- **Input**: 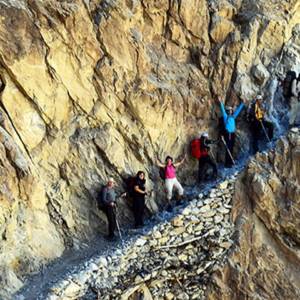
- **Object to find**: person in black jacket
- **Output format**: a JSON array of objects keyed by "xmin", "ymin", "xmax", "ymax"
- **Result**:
[
  {"xmin": 133, "ymin": 171, "xmax": 152, "ymax": 228},
  {"xmin": 249, "ymin": 95, "xmax": 274, "ymax": 153},
  {"xmin": 198, "ymin": 132, "xmax": 218, "ymax": 182}
]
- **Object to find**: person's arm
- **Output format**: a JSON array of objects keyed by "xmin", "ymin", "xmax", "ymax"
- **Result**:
[
  {"xmin": 155, "ymin": 154, "xmax": 166, "ymax": 168},
  {"xmin": 174, "ymin": 154, "xmax": 188, "ymax": 167},
  {"xmin": 233, "ymin": 100, "xmax": 245, "ymax": 118},
  {"xmin": 218, "ymin": 96, "xmax": 228, "ymax": 122},
  {"xmin": 292, "ymin": 79, "xmax": 298, "ymax": 97},
  {"xmin": 134, "ymin": 185, "xmax": 149, "ymax": 194},
  {"xmin": 116, "ymin": 192, "xmax": 127, "ymax": 199}
]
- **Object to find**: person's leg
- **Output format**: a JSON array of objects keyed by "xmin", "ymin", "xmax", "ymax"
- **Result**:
[
  {"xmin": 252, "ymin": 123, "xmax": 260, "ymax": 153},
  {"xmin": 134, "ymin": 197, "xmax": 140, "ymax": 227},
  {"xmin": 262, "ymin": 120, "xmax": 274, "ymax": 139},
  {"xmin": 173, "ymin": 178, "xmax": 184, "ymax": 205},
  {"xmin": 227, "ymin": 132, "xmax": 235, "ymax": 166},
  {"xmin": 198, "ymin": 157, "xmax": 206, "ymax": 182},
  {"xmin": 165, "ymin": 179, "xmax": 174, "ymax": 204},
  {"xmin": 295, "ymin": 100, "xmax": 300, "ymax": 125},
  {"xmin": 134, "ymin": 197, "xmax": 144, "ymax": 228},
  {"xmin": 205, "ymin": 155, "xmax": 218, "ymax": 178},
  {"xmin": 224, "ymin": 132, "xmax": 235, "ymax": 167},
  {"xmin": 105, "ymin": 205, "xmax": 116, "ymax": 237},
  {"xmin": 289, "ymin": 96, "xmax": 298, "ymax": 126},
  {"xmin": 140, "ymin": 197, "xmax": 145, "ymax": 226}
]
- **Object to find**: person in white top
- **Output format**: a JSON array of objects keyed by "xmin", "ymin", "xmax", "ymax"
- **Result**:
[{"xmin": 289, "ymin": 74, "xmax": 300, "ymax": 127}]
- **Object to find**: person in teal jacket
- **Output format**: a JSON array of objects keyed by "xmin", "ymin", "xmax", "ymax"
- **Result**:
[{"xmin": 218, "ymin": 96, "xmax": 245, "ymax": 168}]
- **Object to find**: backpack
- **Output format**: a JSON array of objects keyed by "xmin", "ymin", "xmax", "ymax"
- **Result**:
[
  {"xmin": 191, "ymin": 139, "xmax": 201, "ymax": 158},
  {"xmin": 246, "ymin": 102, "xmax": 256, "ymax": 122},
  {"xmin": 283, "ymin": 71, "xmax": 297, "ymax": 99},
  {"xmin": 218, "ymin": 116, "xmax": 229, "ymax": 136},
  {"xmin": 159, "ymin": 164, "xmax": 175, "ymax": 180},
  {"xmin": 127, "ymin": 176, "xmax": 135, "ymax": 196},
  {"xmin": 96, "ymin": 186, "xmax": 109, "ymax": 210}
]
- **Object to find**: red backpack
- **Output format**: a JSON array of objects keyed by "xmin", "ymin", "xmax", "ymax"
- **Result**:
[
  {"xmin": 191, "ymin": 139, "xmax": 209, "ymax": 158},
  {"xmin": 191, "ymin": 139, "xmax": 201, "ymax": 158}
]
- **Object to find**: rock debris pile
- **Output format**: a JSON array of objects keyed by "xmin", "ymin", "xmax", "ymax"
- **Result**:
[{"xmin": 43, "ymin": 176, "xmax": 237, "ymax": 300}]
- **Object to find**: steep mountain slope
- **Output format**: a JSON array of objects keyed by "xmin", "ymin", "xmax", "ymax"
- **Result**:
[{"xmin": 0, "ymin": 0, "xmax": 300, "ymax": 298}]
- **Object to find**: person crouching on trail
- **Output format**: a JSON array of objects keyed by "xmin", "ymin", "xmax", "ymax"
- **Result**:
[
  {"xmin": 102, "ymin": 177, "xmax": 126, "ymax": 241},
  {"xmin": 218, "ymin": 95, "xmax": 245, "ymax": 168},
  {"xmin": 249, "ymin": 95, "xmax": 274, "ymax": 153},
  {"xmin": 198, "ymin": 132, "xmax": 218, "ymax": 182},
  {"xmin": 155, "ymin": 154, "xmax": 187, "ymax": 212},
  {"xmin": 133, "ymin": 171, "xmax": 152, "ymax": 229}
]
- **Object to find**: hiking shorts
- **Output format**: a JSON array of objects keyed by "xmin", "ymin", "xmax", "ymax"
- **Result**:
[{"xmin": 165, "ymin": 178, "xmax": 184, "ymax": 199}]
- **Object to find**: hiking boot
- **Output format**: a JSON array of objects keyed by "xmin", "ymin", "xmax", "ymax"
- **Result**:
[
  {"xmin": 176, "ymin": 200, "xmax": 183, "ymax": 206},
  {"xmin": 167, "ymin": 204, "xmax": 173, "ymax": 212},
  {"xmin": 198, "ymin": 182, "xmax": 205, "ymax": 189},
  {"xmin": 106, "ymin": 235, "xmax": 118, "ymax": 242},
  {"xmin": 135, "ymin": 225, "xmax": 144, "ymax": 229}
]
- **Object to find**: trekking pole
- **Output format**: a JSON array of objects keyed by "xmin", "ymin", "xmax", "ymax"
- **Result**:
[
  {"xmin": 210, "ymin": 149, "xmax": 216, "ymax": 162},
  {"xmin": 260, "ymin": 121, "xmax": 271, "ymax": 142},
  {"xmin": 113, "ymin": 205, "xmax": 123, "ymax": 240},
  {"xmin": 221, "ymin": 137, "xmax": 236, "ymax": 166}
]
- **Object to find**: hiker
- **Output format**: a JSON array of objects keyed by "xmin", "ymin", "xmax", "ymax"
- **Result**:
[
  {"xmin": 198, "ymin": 132, "xmax": 218, "ymax": 182},
  {"xmin": 289, "ymin": 73, "xmax": 300, "ymax": 127},
  {"xmin": 154, "ymin": 153, "xmax": 187, "ymax": 212},
  {"xmin": 218, "ymin": 95, "xmax": 245, "ymax": 168},
  {"xmin": 249, "ymin": 95, "xmax": 274, "ymax": 153},
  {"xmin": 132, "ymin": 171, "xmax": 152, "ymax": 229},
  {"xmin": 102, "ymin": 177, "xmax": 126, "ymax": 241}
]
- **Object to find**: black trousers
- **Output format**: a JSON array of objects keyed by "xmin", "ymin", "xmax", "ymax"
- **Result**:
[
  {"xmin": 224, "ymin": 131, "xmax": 235, "ymax": 167},
  {"xmin": 104, "ymin": 205, "xmax": 116, "ymax": 237},
  {"xmin": 251, "ymin": 120, "xmax": 274, "ymax": 153},
  {"xmin": 198, "ymin": 155, "xmax": 218, "ymax": 182},
  {"xmin": 134, "ymin": 196, "xmax": 145, "ymax": 227}
]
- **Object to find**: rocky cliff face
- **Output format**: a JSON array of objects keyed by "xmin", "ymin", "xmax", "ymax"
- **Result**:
[{"xmin": 0, "ymin": 0, "xmax": 300, "ymax": 298}]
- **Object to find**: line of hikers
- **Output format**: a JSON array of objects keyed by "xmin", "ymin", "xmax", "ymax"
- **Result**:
[
  {"xmin": 98, "ymin": 92, "xmax": 282, "ymax": 241},
  {"xmin": 98, "ymin": 70, "xmax": 300, "ymax": 241}
]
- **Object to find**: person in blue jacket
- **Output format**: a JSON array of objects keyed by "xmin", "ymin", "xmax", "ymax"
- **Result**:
[{"xmin": 218, "ymin": 96, "xmax": 245, "ymax": 168}]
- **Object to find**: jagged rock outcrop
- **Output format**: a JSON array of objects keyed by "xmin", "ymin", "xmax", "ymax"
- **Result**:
[
  {"xmin": 206, "ymin": 128, "xmax": 300, "ymax": 299},
  {"xmin": 0, "ymin": 0, "xmax": 300, "ymax": 298}
]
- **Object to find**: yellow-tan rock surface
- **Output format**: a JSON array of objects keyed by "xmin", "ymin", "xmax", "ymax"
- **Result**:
[{"xmin": 0, "ymin": 0, "xmax": 300, "ymax": 298}]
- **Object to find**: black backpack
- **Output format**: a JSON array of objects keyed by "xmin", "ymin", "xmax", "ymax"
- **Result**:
[
  {"xmin": 159, "ymin": 167, "xmax": 166, "ymax": 180},
  {"xmin": 283, "ymin": 71, "xmax": 297, "ymax": 99},
  {"xmin": 96, "ymin": 186, "xmax": 109, "ymax": 210},
  {"xmin": 218, "ymin": 116, "xmax": 227, "ymax": 136},
  {"xmin": 159, "ymin": 164, "xmax": 175, "ymax": 180},
  {"xmin": 246, "ymin": 102, "xmax": 256, "ymax": 122},
  {"xmin": 127, "ymin": 176, "xmax": 135, "ymax": 196}
]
